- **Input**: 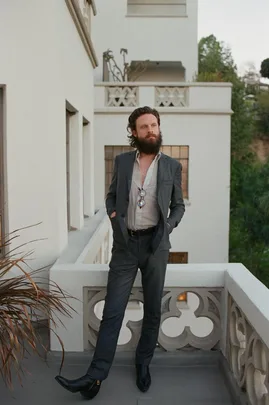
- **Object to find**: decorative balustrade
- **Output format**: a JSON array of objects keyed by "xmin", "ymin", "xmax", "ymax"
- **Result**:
[
  {"xmin": 50, "ymin": 262, "xmax": 269, "ymax": 404},
  {"xmin": 95, "ymin": 82, "xmax": 232, "ymax": 112},
  {"xmin": 106, "ymin": 86, "xmax": 138, "ymax": 107},
  {"xmin": 84, "ymin": 286, "xmax": 222, "ymax": 351},
  {"xmin": 155, "ymin": 86, "xmax": 187, "ymax": 107},
  {"xmin": 227, "ymin": 295, "xmax": 269, "ymax": 405}
]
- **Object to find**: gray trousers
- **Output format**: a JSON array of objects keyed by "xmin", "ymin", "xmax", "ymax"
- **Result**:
[{"xmin": 87, "ymin": 231, "xmax": 169, "ymax": 381}]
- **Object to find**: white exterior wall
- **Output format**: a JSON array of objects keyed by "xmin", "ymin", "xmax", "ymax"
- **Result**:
[
  {"xmin": 94, "ymin": 84, "xmax": 232, "ymax": 263},
  {"xmin": 92, "ymin": 0, "xmax": 198, "ymax": 82},
  {"xmin": 0, "ymin": 1, "xmax": 96, "ymax": 271}
]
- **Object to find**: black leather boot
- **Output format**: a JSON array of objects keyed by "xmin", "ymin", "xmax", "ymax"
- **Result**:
[
  {"xmin": 55, "ymin": 374, "xmax": 101, "ymax": 399},
  {"xmin": 136, "ymin": 365, "xmax": 151, "ymax": 392}
]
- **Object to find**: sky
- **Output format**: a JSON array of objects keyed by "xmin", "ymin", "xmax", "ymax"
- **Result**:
[{"xmin": 198, "ymin": 0, "xmax": 268, "ymax": 78}]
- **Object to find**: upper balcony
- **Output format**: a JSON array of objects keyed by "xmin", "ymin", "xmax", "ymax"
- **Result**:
[
  {"xmin": 91, "ymin": 0, "xmax": 198, "ymax": 81},
  {"xmin": 94, "ymin": 82, "xmax": 232, "ymax": 114}
]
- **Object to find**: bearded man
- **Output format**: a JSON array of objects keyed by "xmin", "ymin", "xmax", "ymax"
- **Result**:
[{"xmin": 55, "ymin": 106, "xmax": 185, "ymax": 400}]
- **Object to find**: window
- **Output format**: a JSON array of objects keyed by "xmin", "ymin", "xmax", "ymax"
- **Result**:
[
  {"xmin": 168, "ymin": 252, "xmax": 188, "ymax": 264},
  {"xmin": 127, "ymin": 0, "xmax": 187, "ymax": 17},
  {"xmin": 105, "ymin": 146, "xmax": 133, "ymax": 196},
  {"xmin": 105, "ymin": 145, "xmax": 189, "ymax": 198}
]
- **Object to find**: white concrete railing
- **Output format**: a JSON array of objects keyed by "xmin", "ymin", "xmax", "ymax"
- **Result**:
[
  {"xmin": 52, "ymin": 208, "xmax": 112, "ymax": 267},
  {"xmin": 76, "ymin": 214, "xmax": 112, "ymax": 264},
  {"xmin": 50, "ymin": 263, "xmax": 269, "ymax": 405},
  {"xmin": 94, "ymin": 82, "xmax": 232, "ymax": 112}
]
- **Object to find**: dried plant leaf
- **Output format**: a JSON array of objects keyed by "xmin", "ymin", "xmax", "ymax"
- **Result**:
[{"xmin": 0, "ymin": 229, "xmax": 76, "ymax": 389}]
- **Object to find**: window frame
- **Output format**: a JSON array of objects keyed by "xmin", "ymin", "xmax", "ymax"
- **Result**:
[{"xmin": 104, "ymin": 145, "xmax": 189, "ymax": 199}]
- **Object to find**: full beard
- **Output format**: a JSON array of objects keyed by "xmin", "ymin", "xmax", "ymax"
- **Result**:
[{"xmin": 134, "ymin": 132, "xmax": 163, "ymax": 155}]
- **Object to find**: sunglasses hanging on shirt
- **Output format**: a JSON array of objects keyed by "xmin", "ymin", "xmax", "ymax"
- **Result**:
[{"xmin": 137, "ymin": 187, "xmax": 146, "ymax": 208}]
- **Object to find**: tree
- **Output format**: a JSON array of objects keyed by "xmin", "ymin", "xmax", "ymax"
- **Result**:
[
  {"xmin": 260, "ymin": 58, "xmax": 269, "ymax": 79},
  {"xmin": 256, "ymin": 91, "xmax": 269, "ymax": 137},
  {"xmin": 242, "ymin": 62, "xmax": 260, "ymax": 95},
  {"xmin": 198, "ymin": 34, "xmax": 237, "ymax": 80},
  {"xmin": 197, "ymin": 35, "xmax": 254, "ymax": 158},
  {"xmin": 198, "ymin": 35, "xmax": 269, "ymax": 288}
]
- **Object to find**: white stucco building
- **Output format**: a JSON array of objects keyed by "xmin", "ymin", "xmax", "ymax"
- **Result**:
[
  {"xmin": 0, "ymin": 0, "xmax": 231, "ymax": 271},
  {"xmin": 92, "ymin": 0, "xmax": 232, "ymax": 264},
  {"xmin": 2, "ymin": 7, "xmax": 269, "ymax": 404},
  {"xmin": 92, "ymin": 0, "xmax": 198, "ymax": 82},
  {"xmin": 0, "ymin": 0, "xmax": 98, "ymax": 272}
]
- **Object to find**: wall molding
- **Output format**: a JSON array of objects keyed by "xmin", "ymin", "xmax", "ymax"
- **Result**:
[
  {"xmin": 65, "ymin": 0, "xmax": 98, "ymax": 68},
  {"xmin": 94, "ymin": 108, "xmax": 233, "ymax": 115}
]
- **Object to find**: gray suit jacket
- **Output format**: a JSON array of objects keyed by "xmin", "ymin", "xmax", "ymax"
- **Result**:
[{"xmin": 106, "ymin": 151, "xmax": 185, "ymax": 252}]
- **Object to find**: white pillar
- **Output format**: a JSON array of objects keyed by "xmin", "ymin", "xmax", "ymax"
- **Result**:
[{"xmin": 138, "ymin": 85, "xmax": 155, "ymax": 107}]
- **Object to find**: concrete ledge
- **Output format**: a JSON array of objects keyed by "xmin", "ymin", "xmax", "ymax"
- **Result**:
[
  {"xmin": 95, "ymin": 82, "xmax": 233, "ymax": 88},
  {"xmin": 54, "ymin": 208, "xmax": 106, "ymax": 264},
  {"xmin": 47, "ymin": 348, "xmax": 221, "ymax": 368},
  {"xmin": 225, "ymin": 263, "xmax": 269, "ymax": 348},
  {"xmin": 50, "ymin": 263, "xmax": 226, "ymax": 287},
  {"xmin": 94, "ymin": 108, "xmax": 233, "ymax": 115}
]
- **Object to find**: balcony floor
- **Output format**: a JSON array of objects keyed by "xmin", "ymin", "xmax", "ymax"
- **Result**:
[{"xmin": 0, "ymin": 327, "xmax": 234, "ymax": 405}]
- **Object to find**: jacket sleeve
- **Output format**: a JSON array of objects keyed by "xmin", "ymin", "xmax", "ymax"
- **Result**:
[
  {"xmin": 105, "ymin": 155, "xmax": 118, "ymax": 217},
  {"xmin": 167, "ymin": 162, "xmax": 185, "ymax": 230}
]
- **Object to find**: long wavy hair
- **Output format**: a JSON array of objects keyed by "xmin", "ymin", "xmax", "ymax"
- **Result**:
[{"xmin": 127, "ymin": 106, "xmax": 161, "ymax": 148}]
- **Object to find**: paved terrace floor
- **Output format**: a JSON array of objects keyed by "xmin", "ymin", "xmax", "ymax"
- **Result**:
[{"xmin": 0, "ymin": 326, "xmax": 236, "ymax": 405}]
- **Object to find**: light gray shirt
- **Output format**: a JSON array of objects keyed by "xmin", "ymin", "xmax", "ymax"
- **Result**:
[{"xmin": 126, "ymin": 152, "xmax": 161, "ymax": 230}]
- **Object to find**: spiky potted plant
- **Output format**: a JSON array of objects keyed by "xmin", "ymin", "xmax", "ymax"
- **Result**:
[{"xmin": 0, "ymin": 228, "xmax": 74, "ymax": 389}]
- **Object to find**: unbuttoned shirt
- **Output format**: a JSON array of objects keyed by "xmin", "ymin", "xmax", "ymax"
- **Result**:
[{"xmin": 126, "ymin": 151, "xmax": 161, "ymax": 230}]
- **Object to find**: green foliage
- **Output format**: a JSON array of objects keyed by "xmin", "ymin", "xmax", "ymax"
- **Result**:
[
  {"xmin": 198, "ymin": 35, "xmax": 269, "ymax": 287},
  {"xmin": 230, "ymin": 79, "xmax": 254, "ymax": 158},
  {"xmin": 232, "ymin": 162, "xmax": 269, "ymax": 244},
  {"xmin": 198, "ymin": 35, "xmax": 237, "ymax": 79},
  {"xmin": 229, "ymin": 162, "xmax": 269, "ymax": 285},
  {"xmin": 197, "ymin": 35, "xmax": 254, "ymax": 158},
  {"xmin": 195, "ymin": 71, "xmax": 224, "ymax": 82},
  {"xmin": 255, "ymin": 91, "xmax": 269, "ymax": 137},
  {"xmin": 242, "ymin": 63, "xmax": 261, "ymax": 96},
  {"xmin": 260, "ymin": 58, "xmax": 269, "ymax": 79}
]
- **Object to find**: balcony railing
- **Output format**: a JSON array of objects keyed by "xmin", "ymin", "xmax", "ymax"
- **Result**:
[
  {"xmin": 94, "ymin": 82, "xmax": 232, "ymax": 113},
  {"xmin": 50, "ymin": 262, "xmax": 269, "ymax": 405}
]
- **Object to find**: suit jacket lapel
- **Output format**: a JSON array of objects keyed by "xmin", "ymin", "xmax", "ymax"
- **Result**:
[
  {"xmin": 126, "ymin": 151, "xmax": 136, "ymax": 195},
  {"xmin": 157, "ymin": 153, "xmax": 166, "ymax": 197}
]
